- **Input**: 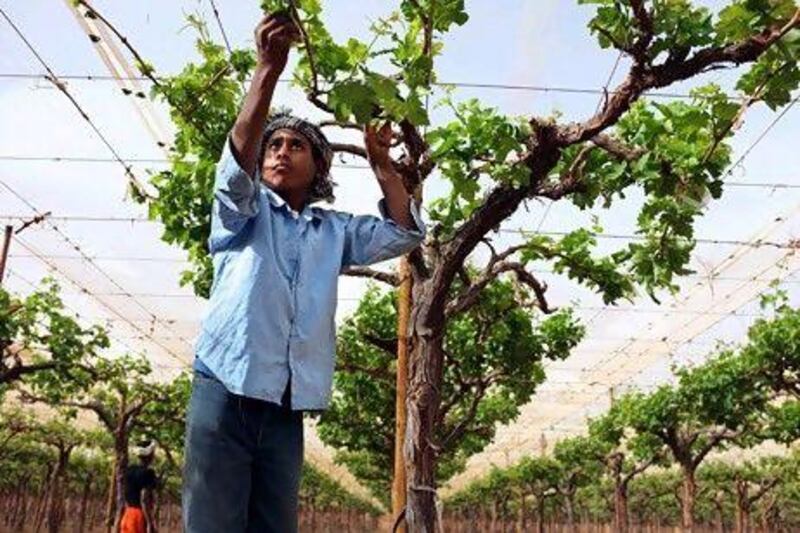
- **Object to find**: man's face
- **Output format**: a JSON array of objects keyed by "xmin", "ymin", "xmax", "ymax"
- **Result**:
[{"xmin": 261, "ymin": 128, "xmax": 317, "ymax": 198}]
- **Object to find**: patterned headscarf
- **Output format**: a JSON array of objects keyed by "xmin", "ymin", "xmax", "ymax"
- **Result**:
[{"xmin": 259, "ymin": 113, "xmax": 335, "ymax": 204}]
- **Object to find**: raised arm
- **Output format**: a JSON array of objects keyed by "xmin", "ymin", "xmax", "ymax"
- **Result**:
[
  {"xmin": 230, "ymin": 13, "xmax": 300, "ymax": 177},
  {"xmin": 339, "ymin": 123, "xmax": 426, "ymax": 269},
  {"xmin": 364, "ymin": 122, "xmax": 416, "ymax": 229}
]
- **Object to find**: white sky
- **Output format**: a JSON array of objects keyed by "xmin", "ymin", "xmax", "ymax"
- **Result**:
[{"xmin": 2, "ymin": 0, "xmax": 799, "ymax": 495}]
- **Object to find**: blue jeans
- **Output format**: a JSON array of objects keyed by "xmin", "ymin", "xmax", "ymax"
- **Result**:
[{"xmin": 182, "ymin": 371, "xmax": 304, "ymax": 533}]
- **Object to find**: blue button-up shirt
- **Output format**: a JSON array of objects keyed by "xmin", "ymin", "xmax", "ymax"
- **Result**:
[{"xmin": 194, "ymin": 138, "xmax": 426, "ymax": 410}]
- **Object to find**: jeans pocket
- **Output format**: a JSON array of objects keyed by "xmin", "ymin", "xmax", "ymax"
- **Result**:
[{"xmin": 187, "ymin": 374, "xmax": 231, "ymax": 438}]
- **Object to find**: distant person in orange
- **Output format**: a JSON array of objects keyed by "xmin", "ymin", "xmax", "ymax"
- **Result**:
[{"xmin": 119, "ymin": 440, "xmax": 158, "ymax": 533}]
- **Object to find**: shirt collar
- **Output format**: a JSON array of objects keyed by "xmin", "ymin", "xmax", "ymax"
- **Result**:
[{"xmin": 262, "ymin": 184, "xmax": 320, "ymax": 222}]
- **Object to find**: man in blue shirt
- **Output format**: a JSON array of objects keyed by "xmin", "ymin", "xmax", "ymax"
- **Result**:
[{"xmin": 182, "ymin": 11, "xmax": 425, "ymax": 533}]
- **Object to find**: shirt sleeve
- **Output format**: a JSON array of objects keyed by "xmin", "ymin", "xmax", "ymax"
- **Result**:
[
  {"xmin": 208, "ymin": 135, "xmax": 261, "ymax": 253},
  {"xmin": 340, "ymin": 198, "xmax": 426, "ymax": 269}
]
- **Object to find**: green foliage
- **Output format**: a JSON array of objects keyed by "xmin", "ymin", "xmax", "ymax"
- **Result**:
[
  {"xmin": 695, "ymin": 455, "xmax": 800, "ymax": 528},
  {"xmin": 263, "ymin": 0, "xmax": 468, "ymax": 125},
  {"xmin": 520, "ymin": 227, "xmax": 636, "ymax": 305},
  {"xmin": 580, "ymin": 0, "xmax": 798, "ymax": 63},
  {"xmin": 27, "ymin": 351, "xmax": 147, "ymax": 411},
  {"xmin": 139, "ymin": 14, "xmax": 249, "ymax": 297},
  {"xmin": 606, "ymin": 306, "xmax": 799, "ymax": 469},
  {"xmin": 0, "ymin": 408, "xmax": 378, "ymax": 524},
  {"xmin": 581, "ymin": 0, "xmax": 715, "ymax": 55},
  {"xmin": 318, "ymin": 279, "xmax": 584, "ymax": 501},
  {"xmin": 563, "ymin": 86, "xmax": 740, "ymax": 301},
  {"xmin": 23, "ymin": 339, "xmax": 192, "ymax": 495},
  {"xmin": 300, "ymin": 463, "xmax": 383, "ymax": 516},
  {"xmin": 139, "ymin": 0, "xmax": 798, "ymax": 316},
  {"xmin": 0, "ymin": 279, "xmax": 109, "ymax": 394},
  {"xmin": 741, "ymin": 297, "xmax": 800, "ymax": 399},
  {"xmin": 721, "ymin": 1, "xmax": 800, "ymax": 109},
  {"xmin": 446, "ymin": 299, "xmax": 800, "ymax": 526},
  {"xmin": 514, "ymin": 455, "xmax": 562, "ymax": 494},
  {"xmin": 578, "ymin": 0, "xmax": 800, "ymax": 117},
  {"xmin": 574, "ymin": 480, "xmax": 614, "ymax": 523},
  {"xmin": 764, "ymin": 399, "xmax": 800, "ymax": 443},
  {"xmin": 427, "ymin": 100, "xmax": 532, "ymax": 235},
  {"xmin": 626, "ymin": 469, "xmax": 682, "ymax": 525},
  {"xmin": 138, "ymin": 372, "xmax": 192, "ymax": 466},
  {"xmin": 315, "ymin": 287, "xmax": 397, "ymax": 505},
  {"xmin": 716, "ymin": 1, "xmax": 797, "ymax": 41},
  {"xmin": 552, "ymin": 435, "xmax": 604, "ymax": 493},
  {"xmin": 589, "ymin": 395, "xmax": 666, "ymax": 469}
]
